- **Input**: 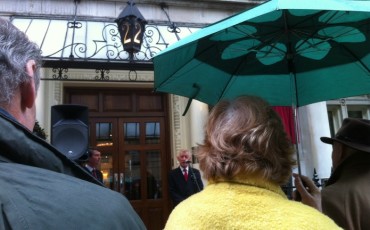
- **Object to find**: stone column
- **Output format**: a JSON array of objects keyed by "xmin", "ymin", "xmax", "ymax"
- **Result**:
[{"xmin": 297, "ymin": 102, "xmax": 332, "ymax": 180}]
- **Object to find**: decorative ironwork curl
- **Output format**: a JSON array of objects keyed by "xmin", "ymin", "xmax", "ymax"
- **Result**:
[
  {"xmin": 107, "ymin": 25, "xmax": 122, "ymax": 49},
  {"xmin": 52, "ymin": 67, "xmax": 69, "ymax": 79},
  {"xmin": 95, "ymin": 69, "xmax": 110, "ymax": 81},
  {"xmin": 160, "ymin": 2, "xmax": 180, "ymax": 40},
  {"xmin": 144, "ymin": 25, "xmax": 169, "ymax": 49},
  {"xmin": 73, "ymin": 43, "xmax": 87, "ymax": 58},
  {"xmin": 67, "ymin": 21, "xmax": 82, "ymax": 29},
  {"xmin": 117, "ymin": 50, "xmax": 130, "ymax": 60},
  {"xmin": 168, "ymin": 24, "xmax": 181, "ymax": 34}
]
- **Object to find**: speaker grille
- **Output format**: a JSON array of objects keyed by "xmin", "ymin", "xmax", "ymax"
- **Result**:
[{"xmin": 51, "ymin": 105, "xmax": 89, "ymax": 160}]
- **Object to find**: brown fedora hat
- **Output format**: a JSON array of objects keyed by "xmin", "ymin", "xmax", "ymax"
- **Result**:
[{"xmin": 321, "ymin": 118, "xmax": 370, "ymax": 153}]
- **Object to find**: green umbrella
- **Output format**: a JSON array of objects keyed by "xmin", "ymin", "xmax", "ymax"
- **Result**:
[{"xmin": 154, "ymin": 0, "xmax": 370, "ymax": 108}]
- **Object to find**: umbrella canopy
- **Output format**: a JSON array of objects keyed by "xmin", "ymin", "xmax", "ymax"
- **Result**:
[{"xmin": 153, "ymin": 0, "xmax": 370, "ymax": 107}]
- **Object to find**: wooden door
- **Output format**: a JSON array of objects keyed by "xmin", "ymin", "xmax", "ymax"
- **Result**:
[
  {"xmin": 65, "ymin": 88, "xmax": 170, "ymax": 230},
  {"xmin": 89, "ymin": 116, "xmax": 169, "ymax": 230},
  {"xmin": 117, "ymin": 117, "xmax": 167, "ymax": 229}
]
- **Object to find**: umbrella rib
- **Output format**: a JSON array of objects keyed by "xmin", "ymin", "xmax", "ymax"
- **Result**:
[
  {"xmin": 242, "ymin": 11, "xmax": 336, "ymax": 57},
  {"xmin": 217, "ymin": 62, "xmax": 243, "ymax": 102},
  {"xmin": 155, "ymin": 44, "xmax": 210, "ymax": 90},
  {"xmin": 334, "ymin": 41, "xmax": 370, "ymax": 74},
  {"xmin": 242, "ymin": 21, "xmax": 289, "ymax": 54},
  {"xmin": 282, "ymin": 10, "xmax": 299, "ymax": 107},
  {"xmin": 293, "ymin": 10, "xmax": 337, "ymax": 51}
]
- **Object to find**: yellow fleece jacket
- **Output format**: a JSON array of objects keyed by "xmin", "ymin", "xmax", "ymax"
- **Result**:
[{"xmin": 165, "ymin": 176, "xmax": 341, "ymax": 230}]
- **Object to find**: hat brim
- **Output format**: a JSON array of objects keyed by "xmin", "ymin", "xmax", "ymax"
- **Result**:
[
  {"xmin": 320, "ymin": 137, "xmax": 334, "ymax": 144},
  {"xmin": 321, "ymin": 136, "xmax": 370, "ymax": 153}
]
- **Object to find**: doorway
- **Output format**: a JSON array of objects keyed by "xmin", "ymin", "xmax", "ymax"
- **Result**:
[{"xmin": 64, "ymin": 88, "xmax": 171, "ymax": 230}]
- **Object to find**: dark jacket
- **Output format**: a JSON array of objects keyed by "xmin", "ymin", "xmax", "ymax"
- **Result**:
[
  {"xmin": 168, "ymin": 166, "xmax": 203, "ymax": 207},
  {"xmin": 322, "ymin": 152, "xmax": 370, "ymax": 230},
  {"xmin": 0, "ymin": 112, "xmax": 146, "ymax": 230},
  {"xmin": 84, "ymin": 166, "xmax": 104, "ymax": 183}
]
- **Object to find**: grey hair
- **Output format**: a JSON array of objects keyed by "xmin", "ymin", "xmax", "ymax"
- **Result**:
[{"xmin": 0, "ymin": 18, "xmax": 42, "ymax": 105}]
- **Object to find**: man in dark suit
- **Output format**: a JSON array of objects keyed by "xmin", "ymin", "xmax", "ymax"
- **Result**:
[
  {"xmin": 169, "ymin": 149, "xmax": 204, "ymax": 207},
  {"xmin": 84, "ymin": 148, "xmax": 104, "ymax": 183}
]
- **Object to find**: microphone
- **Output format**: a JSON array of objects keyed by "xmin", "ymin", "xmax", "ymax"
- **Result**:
[{"xmin": 185, "ymin": 160, "xmax": 192, "ymax": 164}]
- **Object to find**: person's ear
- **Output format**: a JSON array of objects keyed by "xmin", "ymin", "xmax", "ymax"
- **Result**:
[{"xmin": 21, "ymin": 60, "xmax": 36, "ymax": 109}]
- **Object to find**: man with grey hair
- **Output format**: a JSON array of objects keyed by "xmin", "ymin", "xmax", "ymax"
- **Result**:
[
  {"xmin": 168, "ymin": 149, "xmax": 203, "ymax": 207},
  {"xmin": 0, "ymin": 18, "xmax": 145, "ymax": 229}
]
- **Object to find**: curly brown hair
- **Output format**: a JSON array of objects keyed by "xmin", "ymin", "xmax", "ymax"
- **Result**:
[{"xmin": 196, "ymin": 95, "xmax": 295, "ymax": 185}]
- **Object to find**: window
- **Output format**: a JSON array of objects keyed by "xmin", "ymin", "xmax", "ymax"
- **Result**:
[{"xmin": 327, "ymin": 95, "xmax": 370, "ymax": 136}]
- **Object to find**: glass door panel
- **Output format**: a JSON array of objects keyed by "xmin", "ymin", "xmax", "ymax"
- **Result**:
[
  {"xmin": 94, "ymin": 122, "xmax": 114, "ymax": 188},
  {"xmin": 145, "ymin": 122, "xmax": 160, "ymax": 144},
  {"xmin": 89, "ymin": 118, "xmax": 119, "ymax": 191},
  {"xmin": 124, "ymin": 150, "xmax": 142, "ymax": 200},
  {"xmin": 96, "ymin": 122, "xmax": 113, "ymax": 147},
  {"xmin": 146, "ymin": 150, "xmax": 162, "ymax": 199},
  {"xmin": 124, "ymin": 122, "xmax": 140, "ymax": 144},
  {"xmin": 100, "ymin": 151, "xmax": 113, "ymax": 188}
]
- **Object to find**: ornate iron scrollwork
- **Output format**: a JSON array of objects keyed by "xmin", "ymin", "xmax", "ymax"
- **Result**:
[
  {"xmin": 44, "ymin": 23, "xmax": 167, "ymax": 63},
  {"xmin": 160, "ymin": 3, "xmax": 181, "ymax": 41},
  {"xmin": 13, "ymin": 17, "xmax": 203, "ymax": 63},
  {"xmin": 12, "ymin": 17, "xmax": 204, "ymax": 81},
  {"xmin": 95, "ymin": 69, "xmax": 110, "ymax": 81},
  {"xmin": 52, "ymin": 67, "xmax": 69, "ymax": 79}
]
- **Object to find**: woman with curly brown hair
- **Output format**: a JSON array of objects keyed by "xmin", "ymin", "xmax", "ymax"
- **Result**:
[{"xmin": 165, "ymin": 95, "xmax": 340, "ymax": 230}]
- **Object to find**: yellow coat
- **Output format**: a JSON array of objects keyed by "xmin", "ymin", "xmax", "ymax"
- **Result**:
[{"xmin": 165, "ymin": 176, "xmax": 341, "ymax": 230}]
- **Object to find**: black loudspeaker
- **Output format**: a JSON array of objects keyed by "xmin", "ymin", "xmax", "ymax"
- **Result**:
[{"xmin": 51, "ymin": 104, "xmax": 89, "ymax": 160}]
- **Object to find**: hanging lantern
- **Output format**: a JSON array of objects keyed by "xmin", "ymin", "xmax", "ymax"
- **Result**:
[{"xmin": 115, "ymin": 0, "xmax": 147, "ymax": 54}]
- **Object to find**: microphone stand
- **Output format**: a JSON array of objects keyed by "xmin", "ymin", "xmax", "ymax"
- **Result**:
[{"xmin": 188, "ymin": 162, "xmax": 201, "ymax": 192}]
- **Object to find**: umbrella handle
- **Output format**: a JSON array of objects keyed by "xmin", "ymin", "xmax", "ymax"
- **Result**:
[
  {"xmin": 182, "ymin": 83, "xmax": 200, "ymax": 116},
  {"xmin": 182, "ymin": 98, "xmax": 193, "ymax": 116}
]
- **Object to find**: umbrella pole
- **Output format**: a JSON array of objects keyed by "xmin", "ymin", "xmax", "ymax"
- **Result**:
[
  {"xmin": 293, "ymin": 105, "xmax": 302, "ymax": 176},
  {"xmin": 288, "ymin": 45, "xmax": 302, "ymax": 176}
]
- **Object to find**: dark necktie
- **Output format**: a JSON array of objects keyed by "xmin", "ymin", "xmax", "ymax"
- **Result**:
[
  {"xmin": 183, "ymin": 168, "xmax": 188, "ymax": 181},
  {"xmin": 92, "ymin": 169, "xmax": 97, "ymax": 178}
]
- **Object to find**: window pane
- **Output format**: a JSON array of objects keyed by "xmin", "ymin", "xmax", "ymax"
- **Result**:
[
  {"xmin": 145, "ymin": 122, "xmax": 160, "ymax": 144},
  {"xmin": 146, "ymin": 150, "xmax": 161, "ymax": 199},
  {"xmin": 348, "ymin": 110, "xmax": 362, "ymax": 118},
  {"xmin": 327, "ymin": 105, "xmax": 342, "ymax": 137},
  {"xmin": 124, "ymin": 150, "xmax": 141, "ymax": 200},
  {"xmin": 124, "ymin": 122, "xmax": 140, "ymax": 144},
  {"xmin": 327, "ymin": 111, "xmax": 335, "ymax": 138},
  {"xmin": 96, "ymin": 122, "xmax": 113, "ymax": 146}
]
